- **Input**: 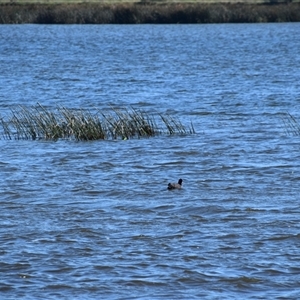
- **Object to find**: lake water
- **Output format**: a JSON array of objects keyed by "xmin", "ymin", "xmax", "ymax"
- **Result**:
[{"xmin": 1, "ymin": 23, "xmax": 300, "ymax": 299}]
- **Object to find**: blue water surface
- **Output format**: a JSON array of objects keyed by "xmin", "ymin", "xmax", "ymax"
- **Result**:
[{"xmin": 0, "ymin": 23, "xmax": 300, "ymax": 299}]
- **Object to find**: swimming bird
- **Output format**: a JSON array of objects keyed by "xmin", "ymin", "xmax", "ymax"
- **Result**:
[{"xmin": 167, "ymin": 178, "xmax": 183, "ymax": 190}]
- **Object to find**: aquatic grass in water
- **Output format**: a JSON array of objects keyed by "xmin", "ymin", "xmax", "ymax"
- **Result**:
[
  {"xmin": 280, "ymin": 112, "xmax": 300, "ymax": 136},
  {"xmin": 0, "ymin": 104, "xmax": 195, "ymax": 141}
]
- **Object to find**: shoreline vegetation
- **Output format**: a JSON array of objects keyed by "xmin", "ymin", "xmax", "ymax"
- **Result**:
[
  {"xmin": 1, "ymin": 1, "xmax": 300, "ymax": 24},
  {"xmin": 0, "ymin": 104, "xmax": 195, "ymax": 141}
]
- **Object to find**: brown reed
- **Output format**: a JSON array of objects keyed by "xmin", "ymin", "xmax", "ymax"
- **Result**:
[{"xmin": 0, "ymin": 104, "xmax": 195, "ymax": 141}]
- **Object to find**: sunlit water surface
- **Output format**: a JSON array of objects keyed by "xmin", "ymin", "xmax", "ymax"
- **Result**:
[{"xmin": 1, "ymin": 23, "xmax": 300, "ymax": 299}]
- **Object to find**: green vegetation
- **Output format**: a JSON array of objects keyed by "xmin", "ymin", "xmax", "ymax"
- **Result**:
[
  {"xmin": 0, "ymin": 104, "xmax": 195, "ymax": 141},
  {"xmin": 0, "ymin": 1, "xmax": 299, "ymax": 24}
]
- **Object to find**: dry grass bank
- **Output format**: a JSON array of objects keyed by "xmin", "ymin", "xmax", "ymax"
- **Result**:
[
  {"xmin": 2, "ymin": 0, "xmax": 300, "ymax": 3},
  {"xmin": 0, "ymin": 1, "xmax": 299, "ymax": 23}
]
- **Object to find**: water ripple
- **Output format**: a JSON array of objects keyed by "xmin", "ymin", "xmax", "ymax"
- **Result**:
[{"xmin": 1, "ymin": 23, "xmax": 300, "ymax": 299}]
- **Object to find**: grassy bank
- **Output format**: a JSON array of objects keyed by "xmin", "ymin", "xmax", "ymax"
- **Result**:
[
  {"xmin": 0, "ymin": 2, "xmax": 299, "ymax": 23},
  {"xmin": 4, "ymin": 0, "xmax": 141, "ymax": 2},
  {"xmin": 2, "ymin": 0, "xmax": 300, "ymax": 3}
]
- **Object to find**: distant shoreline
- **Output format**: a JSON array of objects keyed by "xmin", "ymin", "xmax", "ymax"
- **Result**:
[{"xmin": 1, "ymin": 2, "xmax": 300, "ymax": 24}]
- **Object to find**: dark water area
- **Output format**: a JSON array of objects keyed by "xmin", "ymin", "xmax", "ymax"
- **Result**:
[{"xmin": 1, "ymin": 23, "xmax": 300, "ymax": 299}]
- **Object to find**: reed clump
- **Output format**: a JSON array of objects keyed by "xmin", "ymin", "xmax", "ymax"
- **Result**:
[
  {"xmin": 280, "ymin": 112, "xmax": 300, "ymax": 136},
  {"xmin": 0, "ymin": 104, "xmax": 195, "ymax": 141}
]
